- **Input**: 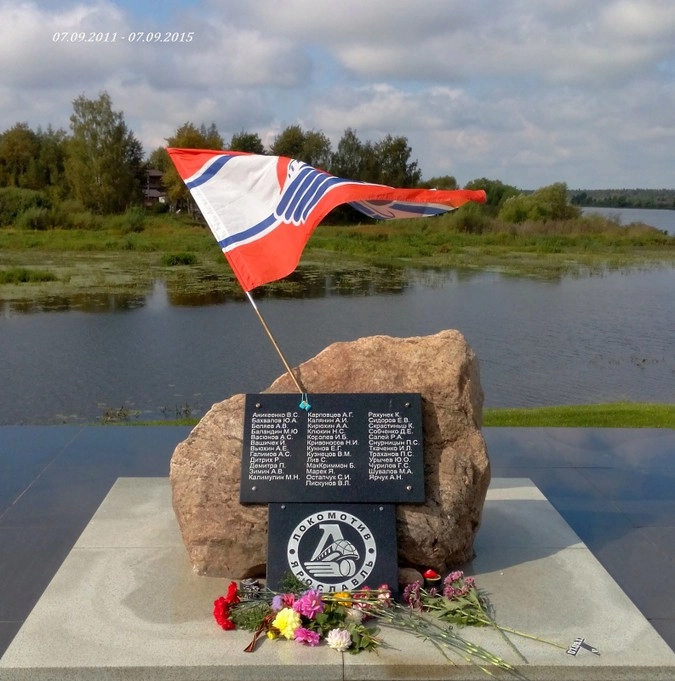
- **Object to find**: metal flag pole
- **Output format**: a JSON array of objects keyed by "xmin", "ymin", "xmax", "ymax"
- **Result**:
[{"xmin": 245, "ymin": 290, "xmax": 307, "ymax": 395}]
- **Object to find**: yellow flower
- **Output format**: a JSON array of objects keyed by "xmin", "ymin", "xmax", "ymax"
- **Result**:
[
  {"xmin": 332, "ymin": 592, "xmax": 352, "ymax": 606},
  {"xmin": 272, "ymin": 607, "xmax": 302, "ymax": 639},
  {"xmin": 267, "ymin": 629, "xmax": 279, "ymax": 640}
]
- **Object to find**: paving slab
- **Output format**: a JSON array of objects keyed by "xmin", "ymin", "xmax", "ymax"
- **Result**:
[{"xmin": 1, "ymin": 477, "xmax": 674, "ymax": 681}]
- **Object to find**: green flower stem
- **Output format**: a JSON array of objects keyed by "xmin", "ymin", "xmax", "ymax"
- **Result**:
[
  {"xmin": 419, "ymin": 589, "xmax": 566, "ymax": 654},
  {"xmin": 468, "ymin": 615, "xmax": 567, "ymax": 651},
  {"xmin": 373, "ymin": 606, "xmax": 523, "ymax": 678}
]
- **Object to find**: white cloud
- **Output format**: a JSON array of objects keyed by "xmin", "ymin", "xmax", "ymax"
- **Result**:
[
  {"xmin": 0, "ymin": 0, "xmax": 674, "ymax": 188},
  {"xmin": 0, "ymin": 2, "xmax": 132, "ymax": 89}
]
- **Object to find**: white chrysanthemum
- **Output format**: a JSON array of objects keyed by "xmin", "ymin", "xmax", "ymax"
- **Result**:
[
  {"xmin": 326, "ymin": 628, "xmax": 352, "ymax": 652},
  {"xmin": 345, "ymin": 607, "xmax": 364, "ymax": 624}
]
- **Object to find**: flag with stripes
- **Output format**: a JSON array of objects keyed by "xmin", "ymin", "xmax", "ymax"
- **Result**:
[{"xmin": 167, "ymin": 148, "xmax": 486, "ymax": 291}]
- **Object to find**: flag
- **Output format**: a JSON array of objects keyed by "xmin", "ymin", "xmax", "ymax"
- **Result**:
[{"xmin": 167, "ymin": 148, "xmax": 486, "ymax": 291}]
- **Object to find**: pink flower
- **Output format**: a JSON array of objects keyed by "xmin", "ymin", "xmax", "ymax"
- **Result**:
[
  {"xmin": 294, "ymin": 627, "xmax": 321, "ymax": 646},
  {"xmin": 272, "ymin": 593, "xmax": 296, "ymax": 611},
  {"xmin": 377, "ymin": 585, "xmax": 393, "ymax": 608},
  {"xmin": 353, "ymin": 586, "xmax": 373, "ymax": 610},
  {"xmin": 293, "ymin": 589, "xmax": 324, "ymax": 618},
  {"xmin": 403, "ymin": 580, "xmax": 423, "ymax": 610},
  {"xmin": 443, "ymin": 571, "xmax": 478, "ymax": 600}
]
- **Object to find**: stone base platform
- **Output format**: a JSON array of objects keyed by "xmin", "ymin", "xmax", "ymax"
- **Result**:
[{"xmin": 1, "ymin": 477, "xmax": 673, "ymax": 681}]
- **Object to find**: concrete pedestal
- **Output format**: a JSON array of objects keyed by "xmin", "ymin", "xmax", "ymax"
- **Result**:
[{"xmin": 1, "ymin": 477, "xmax": 674, "ymax": 680}]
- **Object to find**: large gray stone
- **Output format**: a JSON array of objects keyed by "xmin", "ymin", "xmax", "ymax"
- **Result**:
[{"xmin": 170, "ymin": 329, "xmax": 490, "ymax": 577}]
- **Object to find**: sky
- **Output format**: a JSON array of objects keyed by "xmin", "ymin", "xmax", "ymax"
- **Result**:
[{"xmin": 1, "ymin": 0, "xmax": 674, "ymax": 190}]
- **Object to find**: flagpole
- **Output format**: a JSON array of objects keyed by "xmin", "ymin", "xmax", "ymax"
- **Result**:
[{"xmin": 245, "ymin": 291, "xmax": 306, "ymax": 394}]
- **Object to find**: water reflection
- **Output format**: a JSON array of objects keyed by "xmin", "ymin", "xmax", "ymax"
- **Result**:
[
  {"xmin": 1, "ymin": 266, "xmax": 673, "ymax": 424},
  {"xmin": 166, "ymin": 288, "xmax": 233, "ymax": 307},
  {"xmin": 1, "ymin": 265, "xmax": 415, "ymax": 314},
  {"xmin": 2, "ymin": 291, "xmax": 147, "ymax": 315},
  {"xmin": 4, "ymin": 256, "xmax": 674, "ymax": 316},
  {"xmin": 257, "ymin": 265, "xmax": 410, "ymax": 298}
]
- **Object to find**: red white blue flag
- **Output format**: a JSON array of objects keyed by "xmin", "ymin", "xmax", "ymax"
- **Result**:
[{"xmin": 167, "ymin": 148, "xmax": 486, "ymax": 291}]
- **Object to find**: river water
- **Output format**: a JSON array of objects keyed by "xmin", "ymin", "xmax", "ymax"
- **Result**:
[
  {"xmin": 1, "ymin": 256, "xmax": 673, "ymax": 424},
  {"xmin": 582, "ymin": 206, "xmax": 675, "ymax": 235}
]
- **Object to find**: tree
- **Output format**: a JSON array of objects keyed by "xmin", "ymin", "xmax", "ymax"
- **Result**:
[
  {"xmin": 465, "ymin": 178, "xmax": 519, "ymax": 215},
  {"xmin": 498, "ymin": 182, "xmax": 581, "ymax": 223},
  {"xmin": 65, "ymin": 92, "xmax": 143, "ymax": 213},
  {"xmin": 330, "ymin": 128, "xmax": 366, "ymax": 179},
  {"xmin": 269, "ymin": 125, "xmax": 306, "ymax": 159},
  {"xmin": 30, "ymin": 126, "xmax": 68, "ymax": 200},
  {"xmin": 300, "ymin": 130, "xmax": 332, "ymax": 170},
  {"xmin": 0, "ymin": 123, "xmax": 40, "ymax": 187},
  {"xmin": 533, "ymin": 182, "xmax": 580, "ymax": 220},
  {"xmin": 497, "ymin": 194, "xmax": 530, "ymax": 223},
  {"xmin": 269, "ymin": 125, "xmax": 332, "ymax": 169},
  {"xmin": 147, "ymin": 146, "xmax": 172, "ymax": 173},
  {"xmin": 372, "ymin": 134, "xmax": 421, "ymax": 187},
  {"xmin": 420, "ymin": 175, "xmax": 458, "ymax": 190},
  {"xmin": 163, "ymin": 121, "xmax": 224, "ymax": 212},
  {"xmin": 228, "ymin": 130, "xmax": 265, "ymax": 154}
]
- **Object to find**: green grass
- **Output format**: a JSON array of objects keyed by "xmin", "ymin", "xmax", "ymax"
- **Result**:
[
  {"xmin": 161, "ymin": 252, "xmax": 198, "ymax": 266},
  {"xmin": 484, "ymin": 402, "xmax": 675, "ymax": 428},
  {"xmin": 0, "ymin": 267, "xmax": 57, "ymax": 284},
  {"xmin": 1, "ymin": 210, "xmax": 673, "ymax": 302},
  {"xmin": 111, "ymin": 402, "xmax": 675, "ymax": 428},
  {"xmin": 308, "ymin": 214, "xmax": 675, "ymax": 277}
]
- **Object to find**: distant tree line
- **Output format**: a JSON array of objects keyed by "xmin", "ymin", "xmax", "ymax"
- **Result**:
[
  {"xmin": 570, "ymin": 189, "xmax": 675, "ymax": 210},
  {"xmin": 0, "ymin": 91, "xmax": 430, "ymax": 222},
  {"xmin": 148, "ymin": 121, "xmax": 427, "ymax": 218},
  {"xmin": 1, "ymin": 90, "xmax": 624, "ymax": 230}
]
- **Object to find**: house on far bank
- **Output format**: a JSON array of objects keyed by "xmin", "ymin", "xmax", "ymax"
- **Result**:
[{"xmin": 144, "ymin": 168, "xmax": 166, "ymax": 206}]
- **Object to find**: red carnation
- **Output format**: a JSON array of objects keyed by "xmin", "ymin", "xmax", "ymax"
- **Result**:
[
  {"xmin": 220, "ymin": 618, "xmax": 236, "ymax": 631},
  {"xmin": 213, "ymin": 596, "xmax": 236, "ymax": 630},
  {"xmin": 224, "ymin": 581, "xmax": 240, "ymax": 605}
]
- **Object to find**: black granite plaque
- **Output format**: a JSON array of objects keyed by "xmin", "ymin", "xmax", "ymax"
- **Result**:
[
  {"xmin": 266, "ymin": 503, "xmax": 398, "ymax": 597},
  {"xmin": 240, "ymin": 393, "xmax": 424, "ymax": 504}
]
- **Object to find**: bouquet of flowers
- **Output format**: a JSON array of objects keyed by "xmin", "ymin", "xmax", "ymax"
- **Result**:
[
  {"xmin": 213, "ymin": 571, "xmax": 567, "ymax": 675},
  {"xmin": 214, "ymin": 576, "xmax": 387, "ymax": 654},
  {"xmin": 403, "ymin": 570, "xmax": 566, "ymax": 663}
]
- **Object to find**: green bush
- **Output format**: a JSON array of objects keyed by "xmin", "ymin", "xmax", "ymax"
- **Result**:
[
  {"xmin": 448, "ymin": 202, "xmax": 490, "ymax": 234},
  {"xmin": 161, "ymin": 252, "xmax": 198, "ymax": 266},
  {"xmin": 148, "ymin": 201, "xmax": 170, "ymax": 214},
  {"xmin": 15, "ymin": 206, "xmax": 53, "ymax": 230},
  {"xmin": 107, "ymin": 207, "xmax": 146, "ymax": 234},
  {"xmin": 58, "ymin": 199, "xmax": 86, "ymax": 213},
  {"xmin": 498, "ymin": 183, "xmax": 581, "ymax": 224},
  {"xmin": 123, "ymin": 207, "xmax": 146, "ymax": 233},
  {"xmin": 14, "ymin": 203, "xmax": 76, "ymax": 230},
  {"xmin": 68, "ymin": 210, "xmax": 104, "ymax": 230},
  {"xmin": 0, "ymin": 267, "xmax": 57, "ymax": 284},
  {"xmin": 0, "ymin": 187, "xmax": 51, "ymax": 226}
]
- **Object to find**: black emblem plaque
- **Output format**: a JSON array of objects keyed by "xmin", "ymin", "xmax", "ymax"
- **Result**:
[
  {"xmin": 266, "ymin": 503, "xmax": 398, "ymax": 597},
  {"xmin": 240, "ymin": 393, "xmax": 424, "ymax": 504}
]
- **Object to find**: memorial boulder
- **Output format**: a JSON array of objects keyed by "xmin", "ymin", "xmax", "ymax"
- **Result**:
[{"xmin": 170, "ymin": 329, "xmax": 490, "ymax": 577}]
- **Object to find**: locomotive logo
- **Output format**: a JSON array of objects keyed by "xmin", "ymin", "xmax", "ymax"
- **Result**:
[{"xmin": 286, "ymin": 510, "xmax": 377, "ymax": 591}]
